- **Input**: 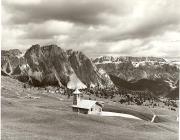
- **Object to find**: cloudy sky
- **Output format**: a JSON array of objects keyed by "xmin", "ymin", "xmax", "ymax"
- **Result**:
[{"xmin": 2, "ymin": 0, "xmax": 180, "ymax": 58}]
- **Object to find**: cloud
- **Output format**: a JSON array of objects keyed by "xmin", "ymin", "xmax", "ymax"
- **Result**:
[
  {"xmin": 3, "ymin": 0, "xmax": 132, "ymax": 25},
  {"xmin": 21, "ymin": 20, "xmax": 73, "ymax": 39},
  {"xmin": 5, "ymin": 0, "xmax": 42, "ymax": 5},
  {"xmin": 2, "ymin": 0, "xmax": 180, "ymax": 58},
  {"xmin": 101, "ymin": 0, "xmax": 180, "ymax": 41}
]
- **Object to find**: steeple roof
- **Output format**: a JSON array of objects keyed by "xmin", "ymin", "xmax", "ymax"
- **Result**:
[{"xmin": 73, "ymin": 89, "xmax": 81, "ymax": 94}]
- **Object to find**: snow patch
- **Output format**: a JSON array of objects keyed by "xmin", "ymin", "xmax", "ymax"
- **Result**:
[
  {"xmin": 132, "ymin": 62, "xmax": 140, "ymax": 68},
  {"xmin": 17, "ymin": 52, "xmax": 25, "ymax": 58},
  {"xmin": 98, "ymin": 68, "xmax": 106, "ymax": 75},
  {"xmin": 20, "ymin": 64, "xmax": 30, "ymax": 71},
  {"xmin": 90, "ymin": 83, "xmax": 96, "ymax": 88},
  {"xmin": 164, "ymin": 80, "xmax": 177, "ymax": 89}
]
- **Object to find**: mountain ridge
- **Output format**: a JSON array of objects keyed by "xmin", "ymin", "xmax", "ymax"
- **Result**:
[
  {"xmin": 1, "ymin": 45, "xmax": 179, "ymax": 99},
  {"xmin": 1, "ymin": 44, "xmax": 113, "ymax": 88}
]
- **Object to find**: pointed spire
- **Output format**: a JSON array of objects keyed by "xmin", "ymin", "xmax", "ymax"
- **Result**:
[{"xmin": 73, "ymin": 88, "xmax": 81, "ymax": 94}]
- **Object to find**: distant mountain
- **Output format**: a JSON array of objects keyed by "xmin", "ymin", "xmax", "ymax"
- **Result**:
[
  {"xmin": 93, "ymin": 56, "xmax": 166, "ymax": 64},
  {"xmin": 1, "ymin": 45, "xmax": 113, "ymax": 88},
  {"xmin": 164, "ymin": 57, "xmax": 180, "ymax": 66},
  {"xmin": 93, "ymin": 56, "xmax": 179, "ymax": 98},
  {"xmin": 93, "ymin": 56, "xmax": 179, "ymax": 83},
  {"xmin": 1, "ymin": 49, "xmax": 26, "ymax": 75}
]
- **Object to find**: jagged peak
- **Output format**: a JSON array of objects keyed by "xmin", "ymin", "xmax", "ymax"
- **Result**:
[
  {"xmin": 2, "ymin": 49, "xmax": 22, "ymax": 57},
  {"xmin": 93, "ymin": 56, "xmax": 167, "ymax": 64},
  {"xmin": 27, "ymin": 44, "xmax": 64, "ymax": 52},
  {"xmin": 42, "ymin": 44, "xmax": 60, "ymax": 49}
]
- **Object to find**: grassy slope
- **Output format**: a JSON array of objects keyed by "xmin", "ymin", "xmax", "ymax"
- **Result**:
[{"xmin": 1, "ymin": 76, "xmax": 179, "ymax": 140}]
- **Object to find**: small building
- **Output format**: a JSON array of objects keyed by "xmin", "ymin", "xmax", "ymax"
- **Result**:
[{"xmin": 72, "ymin": 89, "xmax": 103, "ymax": 114}]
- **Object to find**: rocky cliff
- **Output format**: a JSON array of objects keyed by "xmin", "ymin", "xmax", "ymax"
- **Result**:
[
  {"xmin": 1, "ymin": 49, "xmax": 26, "ymax": 75},
  {"xmin": 68, "ymin": 51, "xmax": 113, "ymax": 88},
  {"xmin": 1, "ymin": 45, "xmax": 113, "ymax": 88}
]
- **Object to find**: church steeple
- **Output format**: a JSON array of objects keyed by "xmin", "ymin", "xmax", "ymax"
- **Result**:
[{"xmin": 73, "ymin": 89, "xmax": 81, "ymax": 105}]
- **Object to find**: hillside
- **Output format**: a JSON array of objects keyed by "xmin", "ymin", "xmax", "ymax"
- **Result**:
[
  {"xmin": 1, "ymin": 76, "xmax": 179, "ymax": 140},
  {"xmin": 109, "ymin": 74, "xmax": 175, "ymax": 97},
  {"xmin": 166, "ymin": 81, "xmax": 179, "ymax": 100}
]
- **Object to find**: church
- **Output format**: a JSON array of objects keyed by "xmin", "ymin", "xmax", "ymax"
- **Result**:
[{"xmin": 71, "ymin": 89, "xmax": 104, "ymax": 114}]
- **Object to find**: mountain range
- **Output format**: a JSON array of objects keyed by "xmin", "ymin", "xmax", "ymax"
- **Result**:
[
  {"xmin": 1, "ymin": 44, "xmax": 179, "ymax": 99},
  {"xmin": 93, "ymin": 56, "xmax": 179, "ymax": 99}
]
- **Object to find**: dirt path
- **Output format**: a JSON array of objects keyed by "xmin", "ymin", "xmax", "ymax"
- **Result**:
[{"xmin": 100, "ymin": 111, "xmax": 142, "ymax": 120}]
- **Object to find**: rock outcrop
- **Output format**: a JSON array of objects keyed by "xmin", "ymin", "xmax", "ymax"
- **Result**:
[
  {"xmin": 68, "ymin": 51, "xmax": 113, "ymax": 88},
  {"xmin": 1, "ymin": 49, "xmax": 25, "ymax": 75},
  {"xmin": 1, "ymin": 45, "xmax": 113, "ymax": 88},
  {"xmin": 24, "ymin": 44, "xmax": 73, "ymax": 86}
]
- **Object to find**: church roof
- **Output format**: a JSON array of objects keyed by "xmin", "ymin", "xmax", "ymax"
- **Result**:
[{"xmin": 72, "ymin": 100, "xmax": 98, "ymax": 109}]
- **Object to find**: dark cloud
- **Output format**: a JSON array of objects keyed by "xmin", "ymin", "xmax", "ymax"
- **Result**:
[{"xmin": 3, "ymin": 0, "xmax": 130, "ymax": 25}]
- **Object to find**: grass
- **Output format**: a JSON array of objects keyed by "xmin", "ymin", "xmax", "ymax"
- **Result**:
[{"xmin": 1, "ymin": 76, "xmax": 179, "ymax": 140}]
